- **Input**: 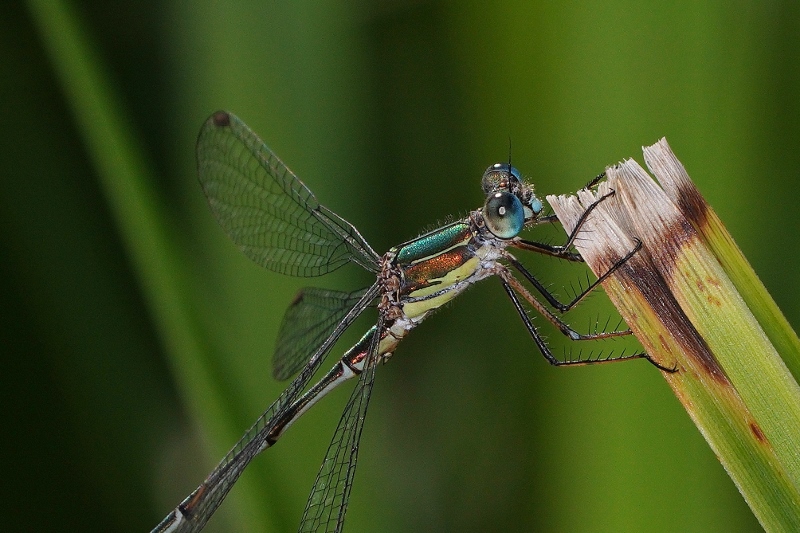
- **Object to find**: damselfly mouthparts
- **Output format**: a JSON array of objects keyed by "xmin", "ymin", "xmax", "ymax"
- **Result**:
[{"xmin": 153, "ymin": 111, "xmax": 667, "ymax": 533}]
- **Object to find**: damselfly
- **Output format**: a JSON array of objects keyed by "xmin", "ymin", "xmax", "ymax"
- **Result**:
[{"xmin": 153, "ymin": 111, "xmax": 668, "ymax": 533}]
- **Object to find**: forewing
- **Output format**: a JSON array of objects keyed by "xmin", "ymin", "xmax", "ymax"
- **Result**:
[{"xmin": 196, "ymin": 111, "xmax": 381, "ymax": 276}]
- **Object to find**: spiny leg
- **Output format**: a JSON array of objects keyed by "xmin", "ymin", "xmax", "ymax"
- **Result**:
[
  {"xmin": 585, "ymin": 170, "xmax": 606, "ymax": 190},
  {"xmin": 500, "ymin": 278, "xmax": 675, "ymax": 372},
  {"xmin": 502, "ymin": 238, "xmax": 642, "ymax": 313},
  {"xmin": 496, "ymin": 266, "xmax": 630, "ymax": 342}
]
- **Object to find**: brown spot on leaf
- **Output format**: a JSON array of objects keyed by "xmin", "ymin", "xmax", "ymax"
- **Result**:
[
  {"xmin": 674, "ymin": 178, "xmax": 710, "ymax": 229},
  {"xmin": 695, "ymin": 277, "xmax": 721, "ymax": 306},
  {"xmin": 750, "ymin": 422, "xmax": 767, "ymax": 444},
  {"xmin": 652, "ymin": 219, "xmax": 699, "ymax": 282},
  {"xmin": 658, "ymin": 333, "xmax": 668, "ymax": 349}
]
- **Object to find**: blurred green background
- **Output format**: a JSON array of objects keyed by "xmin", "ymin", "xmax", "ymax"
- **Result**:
[{"xmin": 4, "ymin": 1, "xmax": 799, "ymax": 531}]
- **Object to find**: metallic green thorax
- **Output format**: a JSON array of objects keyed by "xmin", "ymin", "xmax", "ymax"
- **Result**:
[
  {"xmin": 387, "ymin": 221, "xmax": 490, "ymax": 320},
  {"xmin": 394, "ymin": 222, "xmax": 472, "ymax": 264}
]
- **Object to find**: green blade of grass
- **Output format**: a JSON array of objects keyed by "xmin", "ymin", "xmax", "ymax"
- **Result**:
[
  {"xmin": 26, "ymin": 1, "xmax": 273, "ymax": 530},
  {"xmin": 547, "ymin": 140, "xmax": 800, "ymax": 531}
]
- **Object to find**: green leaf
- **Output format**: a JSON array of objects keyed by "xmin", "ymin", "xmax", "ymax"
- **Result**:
[{"xmin": 548, "ymin": 140, "xmax": 800, "ymax": 531}]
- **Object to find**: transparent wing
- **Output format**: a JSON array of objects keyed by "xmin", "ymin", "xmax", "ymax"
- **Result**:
[
  {"xmin": 298, "ymin": 321, "xmax": 383, "ymax": 533},
  {"xmin": 197, "ymin": 111, "xmax": 381, "ymax": 276},
  {"xmin": 151, "ymin": 284, "xmax": 381, "ymax": 533},
  {"xmin": 273, "ymin": 287, "xmax": 371, "ymax": 380}
]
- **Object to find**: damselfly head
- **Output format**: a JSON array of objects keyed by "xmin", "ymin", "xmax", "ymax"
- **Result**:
[{"xmin": 481, "ymin": 163, "xmax": 543, "ymax": 226}]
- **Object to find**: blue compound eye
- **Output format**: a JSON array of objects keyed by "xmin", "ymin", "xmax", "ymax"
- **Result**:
[{"xmin": 483, "ymin": 191, "xmax": 524, "ymax": 239}]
